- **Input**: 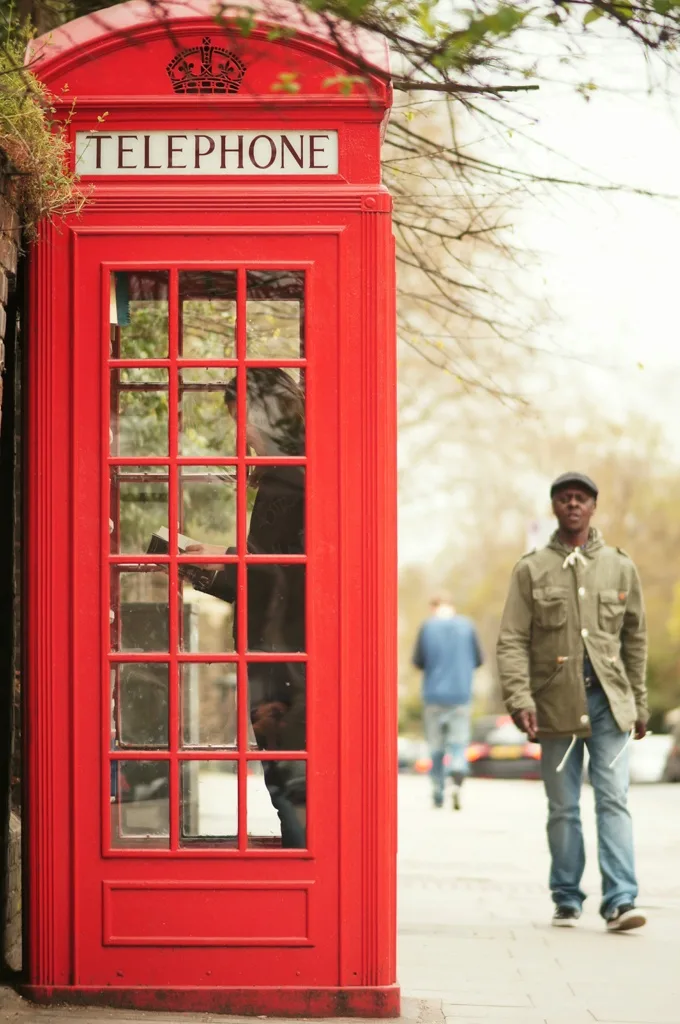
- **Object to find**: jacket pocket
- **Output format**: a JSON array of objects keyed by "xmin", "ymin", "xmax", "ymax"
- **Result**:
[
  {"xmin": 533, "ymin": 587, "xmax": 567, "ymax": 630},
  {"xmin": 531, "ymin": 659, "xmax": 566, "ymax": 696},
  {"xmin": 533, "ymin": 662, "xmax": 570, "ymax": 733},
  {"xmin": 598, "ymin": 589, "xmax": 625, "ymax": 634}
]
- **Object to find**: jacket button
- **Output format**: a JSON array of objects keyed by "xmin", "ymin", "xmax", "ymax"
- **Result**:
[
  {"xmin": 578, "ymin": 587, "xmax": 586, "ymax": 597},
  {"xmin": 580, "ymin": 714, "xmax": 589, "ymax": 724},
  {"xmin": 581, "ymin": 628, "xmax": 589, "ymax": 638}
]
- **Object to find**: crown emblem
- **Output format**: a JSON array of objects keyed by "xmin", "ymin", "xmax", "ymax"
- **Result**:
[{"xmin": 166, "ymin": 37, "xmax": 247, "ymax": 95}]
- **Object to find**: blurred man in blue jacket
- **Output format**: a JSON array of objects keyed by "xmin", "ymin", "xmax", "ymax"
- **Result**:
[{"xmin": 412, "ymin": 594, "xmax": 483, "ymax": 809}]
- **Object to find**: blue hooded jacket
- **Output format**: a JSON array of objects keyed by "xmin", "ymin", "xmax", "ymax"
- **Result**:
[{"xmin": 412, "ymin": 613, "xmax": 483, "ymax": 706}]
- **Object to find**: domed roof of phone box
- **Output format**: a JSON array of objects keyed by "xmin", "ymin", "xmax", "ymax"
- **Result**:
[{"xmin": 27, "ymin": 0, "xmax": 391, "ymax": 105}]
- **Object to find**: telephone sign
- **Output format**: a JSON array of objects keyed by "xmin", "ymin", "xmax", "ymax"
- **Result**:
[{"xmin": 76, "ymin": 130, "xmax": 339, "ymax": 175}]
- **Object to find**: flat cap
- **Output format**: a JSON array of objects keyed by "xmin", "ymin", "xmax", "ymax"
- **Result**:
[{"xmin": 550, "ymin": 472, "xmax": 598, "ymax": 499}]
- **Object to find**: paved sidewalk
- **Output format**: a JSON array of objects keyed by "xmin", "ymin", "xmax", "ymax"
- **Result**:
[
  {"xmin": 1, "ymin": 776, "xmax": 679, "ymax": 1024},
  {"xmin": 398, "ymin": 775, "xmax": 680, "ymax": 1024}
]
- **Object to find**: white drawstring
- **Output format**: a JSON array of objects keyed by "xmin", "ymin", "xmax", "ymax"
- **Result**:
[
  {"xmin": 554, "ymin": 728, "xmax": 640, "ymax": 774},
  {"xmin": 609, "ymin": 728, "xmax": 635, "ymax": 769},
  {"xmin": 562, "ymin": 548, "xmax": 588, "ymax": 570},
  {"xmin": 556, "ymin": 734, "xmax": 577, "ymax": 773}
]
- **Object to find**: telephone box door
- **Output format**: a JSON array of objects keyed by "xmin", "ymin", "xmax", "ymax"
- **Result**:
[{"xmin": 72, "ymin": 229, "xmax": 340, "ymax": 986}]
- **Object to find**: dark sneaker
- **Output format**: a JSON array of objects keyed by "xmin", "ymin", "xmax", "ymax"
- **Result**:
[
  {"xmin": 433, "ymin": 795, "xmax": 443, "ymax": 809},
  {"xmin": 552, "ymin": 906, "xmax": 581, "ymax": 927},
  {"xmin": 452, "ymin": 785, "xmax": 462, "ymax": 811},
  {"xmin": 606, "ymin": 904, "xmax": 647, "ymax": 932}
]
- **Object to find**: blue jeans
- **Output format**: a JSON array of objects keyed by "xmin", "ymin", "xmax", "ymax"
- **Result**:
[
  {"xmin": 540, "ymin": 686, "xmax": 638, "ymax": 918},
  {"xmin": 424, "ymin": 704, "xmax": 471, "ymax": 803},
  {"xmin": 263, "ymin": 761, "xmax": 306, "ymax": 849}
]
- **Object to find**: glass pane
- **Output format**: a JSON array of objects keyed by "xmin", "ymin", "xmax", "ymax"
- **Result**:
[
  {"xmin": 246, "ymin": 465, "xmax": 305, "ymax": 553},
  {"xmin": 178, "ymin": 580, "xmax": 236, "ymax": 653},
  {"xmin": 248, "ymin": 662, "xmax": 306, "ymax": 752},
  {"xmin": 244, "ymin": 368, "xmax": 305, "ymax": 458},
  {"xmin": 110, "ymin": 271, "xmax": 169, "ymax": 359},
  {"xmin": 179, "ymin": 271, "xmax": 236, "ymax": 359},
  {"xmin": 248, "ymin": 760, "xmax": 306, "ymax": 849},
  {"xmin": 111, "ymin": 465, "xmax": 168, "ymax": 554},
  {"xmin": 110, "ymin": 368, "xmax": 168, "ymax": 457},
  {"xmin": 180, "ymin": 760, "xmax": 238, "ymax": 844},
  {"xmin": 112, "ymin": 570, "xmax": 169, "ymax": 652},
  {"xmin": 110, "ymin": 760, "xmax": 169, "ymax": 849},
  {"xmin": 181, "ymin": 663, "xmax": 237, "ymax": 748},
  {"xmin": 247, "ymin": 564, "xmax": 305, "ymax": 652},
  {"xmin": 111, "ymin": 663, "xmax": 169, "ymax": 749},
  {"xmin": 246, "ymin": 271, "xmax": 304, "ymax": 359},
  {"xmin": 179, "ymin": 369, "xmax": 236, "ymax": 457},
  {"xmin": 180, "ymin": 465, "xmax": 237, "ymax": 553}
]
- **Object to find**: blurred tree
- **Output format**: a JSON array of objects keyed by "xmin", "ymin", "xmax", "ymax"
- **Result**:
[
  {"xmin": 10, "ymin": 0, "xmax": 680, "ymax": 398},
  {"xmin": 8, "ymin": 1, "xmax": 680, "ymax": 726},
  {"xmin": 401, "ymin": 413, "xmax": 680, "ymax": 729}
]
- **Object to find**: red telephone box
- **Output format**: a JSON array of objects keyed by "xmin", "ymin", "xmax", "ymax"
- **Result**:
[{"xmin": 24, "ymin": 0, "xmax": 397, "ymax": 1015}]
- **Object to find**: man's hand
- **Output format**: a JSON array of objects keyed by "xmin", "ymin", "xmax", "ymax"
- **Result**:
[
  {"xmin": 512, "ymin": 709, "xmax": 538, "ymax": 741},
  {"xmin": 634, "ymin": 719, "xmax": 647, "ymax": 741},
  {"xmin": 252, "ymin": 701, "xmax": 288, "ymax": 746},
  {"xmin": 184, "ymin": 542, "xmax": 225, "ymax": 570}
]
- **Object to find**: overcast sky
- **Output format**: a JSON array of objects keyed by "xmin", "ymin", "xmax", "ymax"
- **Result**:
[
  {"xmin": 515, "ymin": 36, "xmax": 680, "ymax": 427},
  {"xmin": 398, "ymin": 28, "xmax": 680, "ymax": 566}
]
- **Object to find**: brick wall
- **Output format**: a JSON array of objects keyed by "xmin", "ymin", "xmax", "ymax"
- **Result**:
[
  {"xmin": 5, "ymin": 813, "xmax": 21, "ymax": 971},
  {"xmin": 0, "ymin": 192, "xmax": 18, "ymax": 430},
  {"xmin": 0, "ymin": 174, "xmax": 21, "ymax": 972}
]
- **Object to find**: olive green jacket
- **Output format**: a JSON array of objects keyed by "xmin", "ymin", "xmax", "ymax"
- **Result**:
[{"xmin": 496, "ymin": 530, "xmax": 648, "ymax": 737}]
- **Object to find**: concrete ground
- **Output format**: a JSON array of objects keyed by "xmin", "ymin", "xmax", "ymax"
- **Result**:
[
  {"xmin": 398, "ymin": 774, "xmax": 680, "ymax": 1024},
  {"xmin": 1, "ymin": 775, "xmax": 679, "ymax": 1024}
]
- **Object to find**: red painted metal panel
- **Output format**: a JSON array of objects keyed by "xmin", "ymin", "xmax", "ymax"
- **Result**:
[
  {"xmin": 103, "ymin": 881, "xmax": 311, "ymax": 945},
  {"xmin": 25, "ymin": 221, "xmax": 74, "ymax": 987},
  {"xmin": 29, "ymin": 0, "xmax": 390, "ymax": 92},
  {"xmin": 68, "ymin": 231, "xmax": 339, "ymax": 987},
  {"xmin": 24, "ymin": 985, "xmax": 400, "ymax": 1017},
  {"xmin": 26, "ymin": 0, "xmax": 397, "ymax": 1012}
]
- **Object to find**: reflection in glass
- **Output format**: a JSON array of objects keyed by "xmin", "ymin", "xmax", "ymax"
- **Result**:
[
  {"xmin": 248, "ymin": 760, "xmax": 306, "ymax": 849},
  {"xmin": 111, "ymin": 663, "xmax": 169, "ymax": 749},
  {"xmin": 248, "ymin": 662, "xmax": 306, "ymax": 752},
  {"xmin": 181, "ymin": 663, "xmax": 237, "ymax": 749},
  {"xmin": 180, "ymin": 760, "xmax": 238, "ymax": 844},
  {"xmin": 111, "ymin": 368, "xmax": 168, "ymax": 457},
  {"xmin": 224, "ymin": 368, "xmax": 305, "ymax": 458},
  {"xmin": 246, "ymin": 271, "xmax": 304, "ymax": 360},
  {"xmin": 247, "ymin": 564, "xmax": 305, "ymax": 653},
  {"xmin": 178, "ymin": 580, "xmax": 236, "ymax": 653},
  {"xmin": 246, "ymin": 464, "xmax": 305, "ymax": 551},
  {"xmin": 179, "ymin": 369, "xmax": 236, "ymax": 457},
  {"xmin": 113, "ymin": 570, "xmax": 169, "ymax": 652},
  {"xmin": 111, "ymin": 271, "xmax": 169, "ymax": 360},
  {"xmin": 179, "ymin": 271, "xmax": 237, "ymax": 359},
  {"xmin": 111, "ymin": 465, "xmax": 168, "ymax": 554},
  {"xmin": 180, "ymin": 466, "xmax": 237, "ymax": 553},
  {"xmin": 111, "ymin": 760, "xmax": 169, "ymax": 849}
]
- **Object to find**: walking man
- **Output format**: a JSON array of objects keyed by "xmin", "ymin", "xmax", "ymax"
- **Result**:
[
  {"xmin": 497, "ymin": 472, "xmax": 648, "ymax": 931},
  {"xmin": 412, "ymin": 594, "xmax": 483, "ymax": 810}
]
